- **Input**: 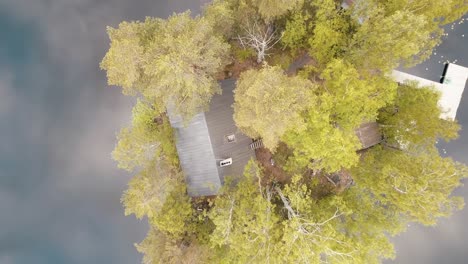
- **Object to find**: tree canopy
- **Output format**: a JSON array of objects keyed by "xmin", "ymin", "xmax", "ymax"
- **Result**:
[
  {"xmin": 352, "ymin": 145, "xmax": 467, "ymax": 226},
  {"xmin": 282, "ymin": 104, "xmax": 362, "ymax": 173},
  {"xmin": 101, "ymin": 12, "xmax": 230, "ymax": 120},
  {"xmin": 233, "ymin": 65, "xmax": 315, "ymax": 150},
  {"xmin": 250, "ymin": 0, "xmax": 303, "ymax": 21},
  {"xmin": 378, "ymin": 82, "xmax": 460, "ymax": 147},
  {"xmin": 103, "ymin": 1, "xmax": 468, "ymax": 263},
  {"xmin": 112, "ymin": 100, "xmax": 178, "ymax": 172}
]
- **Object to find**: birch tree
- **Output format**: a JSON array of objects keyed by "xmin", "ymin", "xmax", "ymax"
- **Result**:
[
  {"xmin": 237, "ymin": 21, "xmax": 282, "ymax": 63},
  {"xmin": 276, "ymin": 178, "xmax": 355, "ymax": 263},
  {"xmin": 209, "ymin": 160, "xmax": 280, "ymax": 262}
]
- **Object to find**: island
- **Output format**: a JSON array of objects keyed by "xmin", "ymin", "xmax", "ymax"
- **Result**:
[{"xmin": 100, "ymin": 0, "xmax": 468, "ymax": 263}]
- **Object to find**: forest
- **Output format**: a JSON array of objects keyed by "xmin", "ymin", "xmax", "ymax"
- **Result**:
[{"xmin": 101, "ymin": 0, "xmax": 468, "ymax": 263}]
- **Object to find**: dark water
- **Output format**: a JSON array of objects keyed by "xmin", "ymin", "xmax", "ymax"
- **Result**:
[
  {"xmin": 389, "ymin": 14, "xmax": 468, "ymax": 264},
  {"xmin": 0, "ymin": 1, "xmax": 466, "ymax": 263},
  {"xmin": 0, "ymin": 1, "xmax": 204, "ymax": 263}
]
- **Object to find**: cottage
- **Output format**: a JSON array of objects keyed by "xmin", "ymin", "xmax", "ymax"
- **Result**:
[{"xmin": 168, "ymin": 79, "xmax": 255, "ymax": 197}]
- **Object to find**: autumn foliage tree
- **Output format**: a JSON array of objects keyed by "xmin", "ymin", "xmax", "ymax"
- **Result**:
[
  {"xmin": 233, "ymin": 65, "xmax": 315, "ymax": 151},
  {"xmin": 250, "ymin": 0, "xmax": 302, "ymax": 21},
  {"xmin": 100, "ymin": 12, "xmax": 230, "ymax": 120},
  {"xmin": 209, "ymin": 160, "xmax": 280, "ymax": 262},
  {"xmin": 379, "ymin": 82, "xmax": 460, "ymax": 147},
  {"xmin": 112, "ymin": 100, "xmax": 177, "ymax": 172}
]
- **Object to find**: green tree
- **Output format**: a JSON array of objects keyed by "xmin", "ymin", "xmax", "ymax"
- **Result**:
[
  {"xmin": 203, "ymin": 0, "xmax": 235, "ymax": 38},
  {"xmin": 308, "ymin": 0, "xmax": 352, "ymax": 66},
  {"xmin": 275, "ymin": 176, "xmax": 354, "ymax": 263},
  {"xmin": 379, "ymin": 82, "xmax": 460, "ymax": 147},
  {"xmin": 136, "ymin": 228, "xmax": 213, "ymax": 264},
  {"xmin": 347, "ymin": 9, "xmax": 439, "ymax": 72},
  {"xmin": 101, "ymin": 12, "xmax": 230, "ymax": 120},
  {"xmin": 375, "ymin": 0, "xmax": 468, "ymax": 27},
  {"xmin": 233, "ymin": 66, "xmax": 315, "ymax": 150},
  {"xmin": 250, "ymin": 0, "xmax": 303, "ymax": 21},
  {"xmin": 209, "ymin": 160, "xmax": 280, "ymax": 262},
  {"xmin": 135, "ymin": 228, "xmax": 174, "ymax": 264},
  {"xmin": 121, "ymin": 160, "xmax": 180, "ymax": 219},
  {"xmin": 334, "ymin": 187, "xmax": 404, "ymax": 263},
  {"xmin": 352, "ymin": 145, "xmax": 467, "ymax": 225},
  {"xmin": 150, "ymin": 181, "xmax": 195, "ymax": 238},
  {"xmin": 281, "ymin": 11, "xmax": 311, "ymax": 51},
  {"xmin": 283, "ymin": 103, "xmax": 361, "ymax": 173},
  {"xmin": 112, "ymin": 100, "xmax": 177, "ymax": 172},
  {"xmin": 321, "ymin": 59, "xmax": 397, "ymax": 130}
]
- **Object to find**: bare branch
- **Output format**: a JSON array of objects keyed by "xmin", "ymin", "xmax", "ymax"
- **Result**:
[{"xmin": 236, "ymin": 21, "xmax": 281, "ymax": 63}]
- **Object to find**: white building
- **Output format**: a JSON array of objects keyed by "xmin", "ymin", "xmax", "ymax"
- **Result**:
[{"xmin": 392, "ymin": 63, "xmax": 468, "ymax": 120}]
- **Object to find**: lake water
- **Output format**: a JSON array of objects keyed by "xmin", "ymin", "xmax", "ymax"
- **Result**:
[{"xmin": 0, "ymin": 1, "xmax": 466, "ymax": 263}]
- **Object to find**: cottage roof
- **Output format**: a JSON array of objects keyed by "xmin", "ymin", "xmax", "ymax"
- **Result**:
[{"xmin": 168, "ymin": 79, "xmax": 255, "ymax": 197}]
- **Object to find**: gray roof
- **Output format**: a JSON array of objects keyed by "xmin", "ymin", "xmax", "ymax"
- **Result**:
[
  {"xmin": 169, "ymin": 79, "xmax": 255, "ymax": 197},
  {"xmin": 169, "ymin": 111, "xmax": 221, "ymax": 197},
  {"xmin": 205, "ymin": 79, "xmax": 255, "ymax": 184}
]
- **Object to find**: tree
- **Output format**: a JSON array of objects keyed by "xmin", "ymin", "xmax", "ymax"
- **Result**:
[
  {"xmin": 237, "ymin": 21, "xmax": 282, "ymax": 63},
  {"xmin": 308, "ymin": 0, "xmax": 353, "ymax": 66},
  {"xmin": 112, "ymin": 100, "xmax": 178, "ymax": 172},
  {"xmin": 378, "ymin": 82, "xmax": 460, "ymax": 147},
  {"xmin": 135, "ymin": 228, "xmax": 179, "ymax": 264},
  {"xmin": 374, "ymin": 0, "xmax": 468, "ymax": 27},
  {"xmin": 250, "ymin": 0, "xmax": 303, "ymax": 21},
  {"xmin": 101, "ymin": 12, "xmax": 230, "ymax": 120},
  {"xmin": 203, "ymin": 0, "xmax": 235, "ymax": 38},
  {"xmin": 121, "ymin": 159, "xmax": 180, "ymax": 219},
  {"xmin": 347, "ymin": 9, "xmax": 439, "ymax": 72},
  {"xmin": 351, "ymin": 145, "xmax": 467, "ymax": 226},
  {"xmin": 233, "ymin": 66, "xmax": 315, "ymax": 150},
  {"xmin": 282, "ymin": 104, "xmax": 361, "ymax": 173},
  {"xmin": 281, "ymin": 11, "xmax": 311, "ymax": 52},
  {"xmin": 321, "ymin": 59, "xmax": 397, "ymax": 130},
  {"xmin": 209, "ymin": 160, "xmax": 280, "ymax": 262},
  {"xmin": 135, "ymin": 228, "xmax": 213, "ymax": 264},
  {"xmin": 275, "ymin": 176, "xmax": 354, "ymax": 263},
  {"xmin": 150, "ymin": 181, "xmax": 195, "ymax": 238},
  {"xmin": 334, "ymin": 187, "xmax": 404, "ymax": 263}
]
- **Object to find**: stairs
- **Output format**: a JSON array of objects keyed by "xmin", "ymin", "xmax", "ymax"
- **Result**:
[{"xmin": 249, "ymin": 139, "xmax": 264, "ymax": 150}]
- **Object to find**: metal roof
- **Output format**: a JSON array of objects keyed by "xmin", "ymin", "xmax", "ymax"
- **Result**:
[
  {"xmin": 169, "ymin": 111, "xmax": 221, "ymax": 197},
  {"xmin": 205, "ymin": 79, "xmax": 255, "ymax": 185},
  {"xmin": 168, "ymin": 79, "xmax": 255, "ymax": 197}
]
